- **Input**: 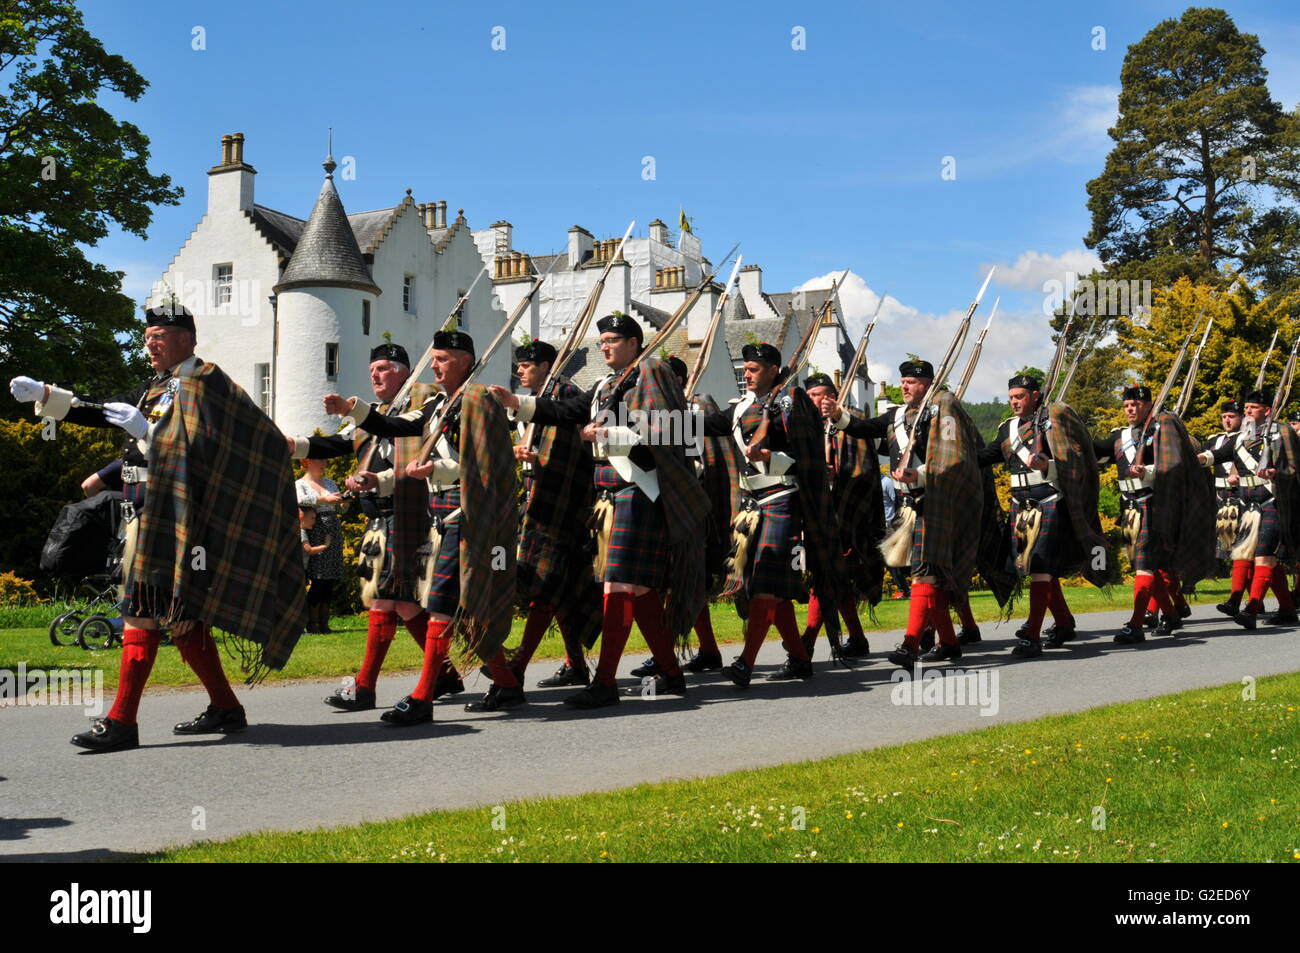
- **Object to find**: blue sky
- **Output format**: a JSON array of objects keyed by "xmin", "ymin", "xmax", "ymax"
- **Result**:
[{"xmin": 79, "ymin": 0, "xmax": 1300, "ymax": 400}]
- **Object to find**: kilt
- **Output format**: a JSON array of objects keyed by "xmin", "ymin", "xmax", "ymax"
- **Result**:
[
  {"xmin": 365, "ymin": 511, "xmax": 422, "ymax": 603},
  {"xmin": 1009, "ymin": 490, "xmax": 1073, "ymax": 577},
  {"xmin": 743, "ymin": 489, "xmax": 805, "ymax": 601},
  {"xmin": 120, "ymin": 482, "xmax": 196, "ymax": 622},
  {"xmin": 424, "ymin": 487, "xmax": 462, "ymax": 616},
  {"xmin": 517, "ymin": 523, "xmax": 591, "ymax": 604},
  {"xmin": 1240, "ymin": 486, "xmax": 1283, "ymax": 558},
  {"xmin": 903, "ymin": 494, "xmax": 929, "ymax": 575},
  {"xmin": 594, "ymin": 463, "xmax": 669, "ymax": 588},
  {"xmin": 1121, "ymin": 494, "xmax": 1155, "ymax": 572}
]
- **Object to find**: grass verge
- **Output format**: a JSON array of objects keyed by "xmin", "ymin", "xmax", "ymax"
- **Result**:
[
  {"xmin": 141, "ymin": 672, "xmax": 1298, "ymax": 862},
  {"xmin": 1, "ymin": 583, "xmax": 1226, "ymax": 692}
]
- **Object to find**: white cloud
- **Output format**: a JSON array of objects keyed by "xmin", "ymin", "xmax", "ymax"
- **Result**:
[
  {"xmin": 981, "ymin": 249, "xmax": 1104, "ymax": 293},
  {"xmin": 796, "ymin": 270, "xmax": 1057, "ymax": 404},
  {"xmin": 1059, "ymin": 85, "xmax": 1119, "ymax": 141}
]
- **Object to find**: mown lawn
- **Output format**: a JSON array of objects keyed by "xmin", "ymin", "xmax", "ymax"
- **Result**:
[{"xmin": 141, "ymin": 672, "xmax": 1298, "ymax": 863}]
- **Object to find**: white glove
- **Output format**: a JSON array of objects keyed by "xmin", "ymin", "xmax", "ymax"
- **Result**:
[
  {"xmin": 103, "ymin": 402, "xmax": 148, "ymax": 440},
  {"xmin": 9, "ymin": 376, "xmax": 45, "ymax": 403}
]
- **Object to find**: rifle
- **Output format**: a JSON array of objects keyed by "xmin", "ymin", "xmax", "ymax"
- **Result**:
[
  {"xmin": 1056, "ymin": 315, "xmax": 1099, "ymax": 404},
  {"xmin": 1042, "ymin": 293, "xmax": 1079, "ymax": 401},
  {"xmin": 353, "ymin": 265, "xmax": 488, "ymax": 475},
  {"xmin": 1173, "ymin": 316, "xmax": 1214, "ymax": 418},
  {"xmin": 832, "ymin": 289, "xmax": 886, "ymax": 417},
  {"xmin": 1134, "ymin": 308, "xmax": 1203, "ymax": 449},
  {"xmin": 746, "ymin": 270, "xmax": 850, "ymax": 452},
  {"xmin": 1256, "ymin": 329, "xmax": 1279, "ymax": 392},
  {"xmin": 905, "ymin": 267, "xmax": 995, "ymax": 449},
  {"xmin": 684, "ymin": 253, "xmax": 743, "ymax": 399},
  {"xmin": 954, "ymin": 297, "xmax": 998, "ymax": 401},
  {"xmin": 519, "ymin": 220, "xmax": 635, "ymax": 450},
  {"xmin": 415, "ymin": 259, "xmax": 559, "ymax": 463}
]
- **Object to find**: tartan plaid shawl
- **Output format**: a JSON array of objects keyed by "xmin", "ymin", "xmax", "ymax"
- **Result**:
[
  {"xmin": 522, "ymin": 379, "xmax": 593, "ymax": 541},
  {"xmin": 922, "ymin": 390, "xmax": 983, "ymax": 597},
  {"xmin": 1272, "ymin": 425, "xmax": 1300, "ymax": 565},
  {"xmin": 450, "ymin": 386, "xmax": 517, "ymax": 662},
  {"xmin": 972, "ymin": 430, "xmax": 1017, "ymax": 610},
  {"xmin": 1150, "ymin": 411, "xmax": 1216, "ymax": 584},
  {"xmin": 1046, "ymin": 401, "xmax": 1111, "ymax": 587},
  {"xmin": 833, "ymin": 414, "xmax": 885, "ymax": 608},
  {"xmin": 697, "ymin": 393, "xmax": 742, "ymax": 587},
  {"xmin": 133, "ymin": 362, "xmax": 304, "ymax": 679},
  {"xmin": 783, "ymin": 389, "xmax": 846, "ymax": 639},
  {"xmin": 629, "ymin": 357, "xmax": 710, "ymax": 642},
  {"xmin": 387, "ymin": 384, "xmax": 435, "ymax": 592}
]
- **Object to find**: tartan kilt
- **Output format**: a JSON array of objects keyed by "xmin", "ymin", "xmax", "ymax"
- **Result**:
[
  {"xmin": 744, "ymin": 489, "xmax": 806, "ymax": 601},
  {"xmin": 1009, "ymin": 491, "xmax": 1074, "ymax": 577},
  {"xmin": 121, "ymin": 483, "xmax": 196, "ymax": 620},
  {"xmin": 1122, "ymin": 495, "xmax": 1155, "ymax": 572},
  {"xmin": 424, "ymin": 487, "xmax": 462, "ymax": 616},
  {"xmin": 595, "ymin": 463, "xmax": 669, "ymax": 589},
  {"xmin": 517, "ymin": 523, "xmax": 592, "ymax": 604},
  {"xmin": 906, "ymin": 496, "xmax": 929, "ymax": 575},
  {"xmin": 1241, "ymin": 487, "xmax": 1283, "ymax": 558}
]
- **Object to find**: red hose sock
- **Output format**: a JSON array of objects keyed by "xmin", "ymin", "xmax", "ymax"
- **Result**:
[
  {"xmin": 1148, "ymin": 572, "xmax": 1175, "ymax": 617},
  {"xmin": 632, "ymin": 591, "xmax": 680, "ymax": 677},
  {"xmin": 955, "ymin": 596, "xmax": 977, "ymax": 631},
  {"xmin": 412, "ymin": 618, "xmax": 452, "ymax": 701},
  {"xmin": 1247, "ymin": 564, "xmax": 1274, "ymax": 612},
  {"xmin": 176, "ymin": 626, "xmax": 239, "ymax": 710},
  {"xmin": 773, "ymin": 600, "xmax": 809, "ymax": 661},
  {"xmin": 693, "ymin": 607, "xmax": 719, "ymax": 655},
  {"xmin": 1270, "ymin": 569, "xmax": 1295, "ymax": 610},
  {"xmin": 403, "ymin": 610, "xmax": 429, "ymax": 648},
  {"xmin": 740, "ymin": 598, "xmax": 777, "ymax": 667},
  {"xmin": 1229, "ymin": 561, "xmax": 1252, "ymax": 602},
  {"xmin": 356, "ymin": 609, "xmax": 398, "ymax": 690},
  {"xmin": 514, "ymin": 603, "xmax": 555, "ymax": 669},
  {"xmin": 1047, "ymin": 577, "xmax": 1076, "ymax": 627},
  {"xmin": 593, "ymin": 592, "xmax": 636, "ymax": 687},
  {"xmin": 838, "ymin": 597, "xmax": 866, "ymax": 641},
  {"xmin": 931, "ymin": 589, "xmax": 959, "ymax": 646},
  {"xmin": 1130, "ymin": 575, "xmax": 1155, "ymax": 627},
  {"xmin": 107, "ymin": 627, "xmax": 162, "ymax": 724},
  {"xmin": 903, "ymin": 583, "xmax": 933, "ymax": 651},
  {"xmin": 1159, "ymin": 570, "xmax": 1187, "ymax": 610},
  {"xmin": 484, "ymin": 651, "xmax": 520, "ymax": 688},
  {"xmin": 1022, "ymin": 580, "xmax": 1050, "ymax": 641}
]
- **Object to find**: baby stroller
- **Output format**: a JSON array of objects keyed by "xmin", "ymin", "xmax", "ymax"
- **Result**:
[{"xmin": 42, "ymin": 491, "xmax": 127, "ymax": 650}]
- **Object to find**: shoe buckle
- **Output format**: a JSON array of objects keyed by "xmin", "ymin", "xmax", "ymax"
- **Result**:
[
  {"xmin": 91, "ymin": 719, "xmax": 108, "ymax": 736},
  {"xmin": 339, "ymin": 675, "xmax": 356, "ymax": 702}
]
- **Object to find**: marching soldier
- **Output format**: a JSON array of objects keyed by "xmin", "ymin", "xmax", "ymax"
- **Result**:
[
  {"xmin": 976, "ymin": 374, "xmax": 1106, "ymax": 656},
  {"xmin": 328, "ymin": 330, "xmax": 520, "ymax": 720},
  {"xmin": 699, "ymin": 343, "xmax": 832, "ymax": 687},
  {"xmin": 1202, "ymin": 400, "xmax": 1252, "ymax": 616},
  {"xmin": 290, "ymin": 342, "xmax": 461, "ymax": 711},
  {"xmin": 489, "ymin": 314, "xmax": 709, "ymax": 710},
  {"xmin": 801, "ymin": 372, "xmax": 879, "ymax": 659},
  {"xmin": 1200, "ymin": 390, "xmax": 1298, "ymax": 629},
  {"xmin": 830, "ymin": 359, "xmax": 984, "ymax": 669},
  {"xmin": 505, "ymin": 339, "xmax": 601, "ymax": 688},
  {"xmin": 12, "ymin": 304, "xmax": 305, "ymax": 751},
  {"xmin": 1095, "ymin": 385, "xmax": 1215, "ymax": 643}
]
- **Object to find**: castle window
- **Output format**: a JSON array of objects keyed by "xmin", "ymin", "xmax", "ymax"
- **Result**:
[
  {"xmin": 362, "ymin": 300, "xmax": 371, "ymax": 335},
  {"xmin": 734, "ymin": 365, "xmax": 747, "ymax": 394},
  {"xmin": 325, "ymin": 343, "xmax": 339, "ymax": 380},
  {"xmin": 214, "ymin": 264, "xmax": 233, "ymax": 306},
  {"xmin": 403, "ymin": 275, "xmax": 415, "ymax": 314},
  {"xmin": 254, "ymin": 363, "xmax": 272, "ymax": 415}
]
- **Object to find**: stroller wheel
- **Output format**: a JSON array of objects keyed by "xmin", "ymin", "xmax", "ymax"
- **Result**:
[
  {"xmin": 76, "ymin": 614, "xmax": 119, "ymax": 651},
  {"xmin": 48, "ymin": 610, "xmax": 83, "ymax": 647}
]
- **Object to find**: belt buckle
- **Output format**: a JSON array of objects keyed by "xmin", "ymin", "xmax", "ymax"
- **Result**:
[{"xmin": 121, "ymin": 500, "xmax": 137, "ymax": 523}]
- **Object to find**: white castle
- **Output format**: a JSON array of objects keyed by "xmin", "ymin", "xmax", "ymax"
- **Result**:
[{"xmin": 149, "ymin": 133, "xmax": 866, "ymax": 436}]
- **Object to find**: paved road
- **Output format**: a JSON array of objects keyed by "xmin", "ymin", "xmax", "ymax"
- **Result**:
[{"xmin": 3, "ymin": 604, "xmax": 1297, "ymax": 860}]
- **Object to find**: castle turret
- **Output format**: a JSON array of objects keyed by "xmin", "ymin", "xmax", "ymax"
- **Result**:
[{"xmin": 273, "ymin": 149, "xmax": 381, "ymax": 434}]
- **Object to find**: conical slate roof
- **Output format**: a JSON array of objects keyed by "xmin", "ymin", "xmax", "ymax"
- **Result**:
[{"xmin": 274, "ymin": 158, "xmax": 381, "ymax": 296}]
